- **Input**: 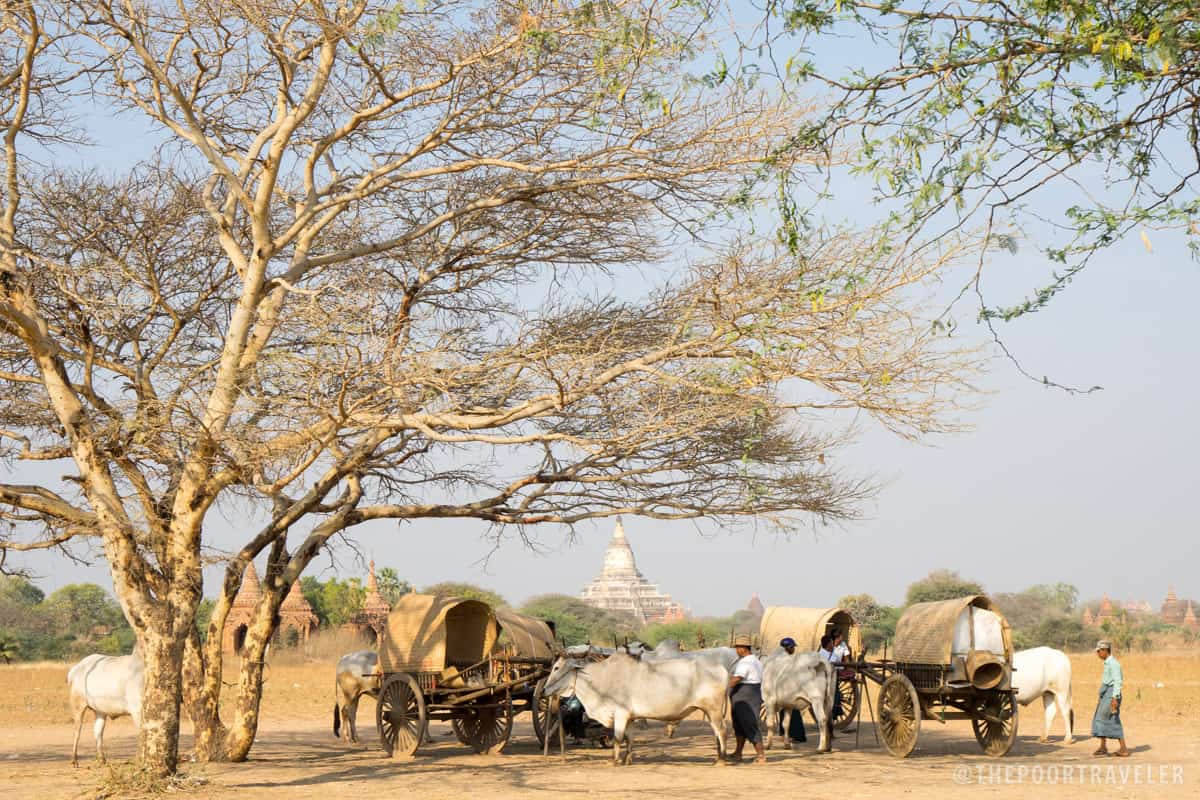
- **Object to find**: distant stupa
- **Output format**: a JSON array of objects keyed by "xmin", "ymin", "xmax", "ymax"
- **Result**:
[
  {"xmin": 747, "ymin": 592, "xmax": 765, "ymax": 617},
  {"xmin": 1161, "ymin": 586, "xmax": 1184, "ymax": 624},
  {"xmin": 579, "ymin": 520, "xmax": 684, "ymax": 625}
]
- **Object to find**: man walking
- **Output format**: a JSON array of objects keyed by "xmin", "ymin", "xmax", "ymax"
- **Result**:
[
  {"xmin": 728, "ymin": 634, "xmax": 766, "ymax": 764},
  {"xmin": 1091, "ymin": 640, "xmax": 1130, "ymax": 757}
]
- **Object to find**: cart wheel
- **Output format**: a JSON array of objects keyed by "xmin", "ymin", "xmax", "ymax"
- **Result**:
[
  {"xmin": 834, "ymin": 675, "xmax": 861, "ymax": 730},
  {"xmin": 972, "ymin": 690, "xmax": 1018, "ymax": 757},
  {"xmin": 878, "ymin": 673, "xmax": 920, "ymax": 758},
  {"xmin": 377, "ymin": 673, "xmax": 426, "ymax": 759},
  {"xmin": 450, "ymin": 716, "xmax": 471, "ymax": 746},
  {"xmin": 532, "ymin": 678, "xmax": 558, "ymax": 747},
  {"xmin": 460, "ymin": 695, "xmax": 514, "ymax": 754}
]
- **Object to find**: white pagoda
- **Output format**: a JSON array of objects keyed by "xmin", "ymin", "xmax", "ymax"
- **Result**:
[{"xmin": 580, "ymin": 520, "xmax": 684, "ymax": 625}]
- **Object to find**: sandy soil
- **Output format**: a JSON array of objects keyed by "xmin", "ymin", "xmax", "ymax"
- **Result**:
[
  {"xmin": 4, "ymin": 650, "xmax": 1196, "ymax": 798},
  {"xmin": 2, "ymin": 711, "xmax": 1196, "ymax": 799}
]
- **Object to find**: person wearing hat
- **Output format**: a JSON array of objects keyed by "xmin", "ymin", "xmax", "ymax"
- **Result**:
[
  {"xmin": 775, "ymin": 638, "xmax": 808, "ymax": 744},
  {"xmin": 728, "ymin": 633, "xmax": 766, "ymax": 764},
  {"xmin": 1091, "ymin": 640, "xmax": 1129, "ymax": 757}
]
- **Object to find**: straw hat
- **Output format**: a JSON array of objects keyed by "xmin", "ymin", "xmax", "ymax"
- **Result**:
[
  {"xmin": 732, "ymin": 634, "xmax": 753, "ymax": 648},
  {"xmin": 1095, "ymin": 639, "xmax": 1112, "ymax": 652}
]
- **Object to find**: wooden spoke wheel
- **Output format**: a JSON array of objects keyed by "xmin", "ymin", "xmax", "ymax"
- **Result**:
[
  {"xmin": 972, "ymin": 690, "xmax": 1018, "ymax": 757},
  {"xmin": 377, "ymin": 673, "xmax": 427, "ymax": 759},
  {"xmin": 878, "ymin": 674, "xmax": 921, "ymax": 758},
  {"xmin": 532, "ymin": 678, "xmax": 559, "ymax": 747},
  {"xmin": 450, "ymin": 717, "xmax": 471, "ymax": 746},
  {"xmin": 459, "ymin": 695, "xmax": 513, "ymax": 754},
  {"xmin": 833, "ymin": 675, "xmax": 861, "ymax": 730}
]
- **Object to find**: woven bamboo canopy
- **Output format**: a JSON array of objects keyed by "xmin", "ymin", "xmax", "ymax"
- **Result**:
[
  {"xmin": 495, "ymin": 609, "xmax": 557, "ymax": 660},
  {"xmin": 759, "ymin": 606, "xmax": 862, "ymax": 654},
  {"xmin": 379, "ymin": 593, "xmax": 499, "ymax": 674},
  {"xmin": 893, "ymin": 594, "xmax": 1012, "ymax": 666}
]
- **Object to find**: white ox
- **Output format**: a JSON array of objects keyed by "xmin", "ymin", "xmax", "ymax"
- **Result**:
[
  {"xmin": 761, "ymin": 649, "xmax": 835, "ymax": 753},
  {"xmin": 333, "ymin": 650, "xmax": 381, "ymax": 743},
  {"xmin": 1012, "ymin": 646, "xmax": 1075, "ymax": 743},
  {"xmin": 67, "ymin": 651, "xmax": 144, "ymax": 766},
  {"xmin": 542, "ymin": 652, "xmax": 728, "ymax": 765},
  {"xmin": 630, "ymin": 640, "xmax": 739, "ymax": 738}
]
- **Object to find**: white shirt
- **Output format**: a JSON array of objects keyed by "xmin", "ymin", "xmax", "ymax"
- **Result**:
[
  {"xmin": 732, "ymin": 654, "xmax": 763, "ymax": 684},
  {"xmin": 832, "ymin": 642, "xmax": 850, "ymax": 664},
  {"xmin": 818, "ymin": 647, "xmax": 834, "ymax": 663}
]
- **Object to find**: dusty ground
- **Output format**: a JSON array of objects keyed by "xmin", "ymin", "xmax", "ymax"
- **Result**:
[{"xmin": 2, "ymin": 651, "xmax": 1196, "ymax": 798}]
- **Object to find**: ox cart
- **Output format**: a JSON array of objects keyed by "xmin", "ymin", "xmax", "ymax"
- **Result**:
[
  {"xmin": 759, "ymin": 606, "xmax": 863, "ymax": 730},
  {"xmin": 853, "ymin": 595, "xmax": 1018, "ymax": 758},
  {"xmin": 374, "ymin": 595, "xmax": 555, "ymax": 758}
]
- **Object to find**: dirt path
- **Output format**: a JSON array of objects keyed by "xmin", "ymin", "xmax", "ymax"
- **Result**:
[{"xmin": 4, "ymin": 713, "xmax": 1195, "ymax": 799}]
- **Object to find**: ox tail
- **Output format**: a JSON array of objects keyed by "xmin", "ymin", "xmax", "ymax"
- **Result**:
[{"xmin": 333, "ymin": 702, "xmax": 340, "ymax": 738}]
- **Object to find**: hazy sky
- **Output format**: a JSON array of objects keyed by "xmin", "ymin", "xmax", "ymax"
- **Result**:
[{"xmin": 5, "ymin": 7, "xmax": 1197, "ymax": 616}]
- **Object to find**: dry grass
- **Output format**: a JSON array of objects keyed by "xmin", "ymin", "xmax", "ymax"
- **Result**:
[{"xmin": 3, "ymin": 644, "xmax": 1196, "ymax": 734}]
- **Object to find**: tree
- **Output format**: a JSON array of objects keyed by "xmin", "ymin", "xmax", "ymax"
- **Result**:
[
  {"xmin": 640, "ymin": 616, "xmax": 739, "ymax": 649},
  {"xmin": 838, "ymin": 592, "xmax": 898, "ymax": 653},
  {"xmin": 0, "ymin": 576, "xmax": 44, "ymax": 607},
  {"xmin": 422, "ymin": 582, "xmax": 506, "ymax": 609},
  {"xmin": 0, "ymin": 630, "xmax": 19, "ymax": 663},
  {"xmin": 0, "ymin": 0, "xmax": 979, "ymax": 773},
  {"xmin": 994, "ymin": 583, "xmax": 1080, "ymax": 634},
  {"xmin": 519, "ymin": 594, "xmax": 639, "ymax": 646},
  {"xmin": 376, "ymin": 568, "xmax": 411, "ymax": 606},
  {"xmin": 301, "ymin": 576, "xmax": 366, "ymax": 626},
  {"xmin": 1021, "ymin": 615, "xmax": 1092, "ymax": 652},
  {"xmin": 905, "ymin": 569, "xmax": 985, "ymax": 606},
  {"xmin": 44, "ymin": 584, "xmax": 128, "ymax": 637},
  {"xmin": 838, "ymin": 593, "xmax": 885, "ymax": 626},
  {"xmin": 770, "ymin": 1, "xmax": 1200, "ymax": 338},
  {"xmin": 195, "ymin": 599, "xmax": 216, "ymax": 642}
]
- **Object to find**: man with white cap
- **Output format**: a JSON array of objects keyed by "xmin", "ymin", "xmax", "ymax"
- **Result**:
[
  {"xmin": 728, "ymin": 633, "xmax": 766, "ymax": 764},
  {"xmin": 1091, "ymin": 640, "xmax": 1129, "ymax": 757}
]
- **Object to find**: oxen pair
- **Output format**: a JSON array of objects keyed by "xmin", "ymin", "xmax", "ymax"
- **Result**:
[{"xmin": 540, "ymin": 642, "xmax": 836, "ymax": 765}]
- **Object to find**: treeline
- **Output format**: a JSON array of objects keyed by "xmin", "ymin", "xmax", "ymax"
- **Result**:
[
  {"xmin": 6, "ymin": 570, "xmax": 1192, "ymax": 663},
  {"xmin": 838, "ymin": 570, "xmax": 1093, "ymax": 654},
  {"xmin": 0, "ymin": 576, "xmax": 134, "ymax": 662}
]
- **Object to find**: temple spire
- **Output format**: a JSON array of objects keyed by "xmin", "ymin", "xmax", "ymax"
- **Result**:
[{"xmin": 580, "ymin": 519, "xmax": 683, "ymax": 625}]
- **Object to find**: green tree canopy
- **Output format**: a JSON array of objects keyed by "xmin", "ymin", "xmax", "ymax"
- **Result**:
[
  {"xmin": 376, "ymin": 568, "xmax": 411, "ymax": 606},
  {"xmin": 518, "ymin": 594, "xmax": 639, "ymax": 646},
  {"xmin": 0, "ymin": 631, "xmax": 19, "ymax": 663},
  {"xmin": 838, "ymin": 592, "xmax": 900, "ymax": 653},
  {"xmin": 0, "ymin": 576, "xmax": 44, "ymax": 606},
  {"xmin": 640, "ymin": 617, "xmax": 739, "ymax": 649},
  {"xmin": 301, "ymin": 576, "xmax": 366, "ymax": 627},
  {"xmin": 905, "ymin": 569, "xmax": 985, "ymax": 606},
  {"xmin": 45, "ymin": 584, "xmax": 128, "ymax": 638},
  {"xmin": 422, "ymin": 582, "xmax": 506, "ymax": 609},
  {"xmin": 838, "ymin": 593, "xmax": 886, "ymax": 625},
  {"xmin": 0, "ymin": 579, "xmax": 132, "ymax": 660}
]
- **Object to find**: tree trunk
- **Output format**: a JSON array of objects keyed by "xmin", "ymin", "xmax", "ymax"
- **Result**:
[
  {"xmin": 223, "ymin": 605, "xmax": 279, "ymax": 762},
  {"xmin": 183, "ymin": 630, "xmax": 228, "ymax": 762},
  {"xmin": 138, "ymin": 628, "xmax": 186, "ymax": 777},
  {"xmin": 222, "ymin": 609, "xmax": 274, "ymax": 762}
]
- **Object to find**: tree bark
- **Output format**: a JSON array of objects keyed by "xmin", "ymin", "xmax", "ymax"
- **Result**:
[
  {"xmin": 137, "ymin": 627, "xmax": 186, "ymax": 776},
  {"xmin": 223, "ymin": 597, "xmax": 282, "ymax": 762},
  {"xmin": 183, "ymin": 630, "xmax": 228, "ymax": 762}
]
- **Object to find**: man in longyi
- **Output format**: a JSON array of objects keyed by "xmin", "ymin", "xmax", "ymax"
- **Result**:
[
  {"xmin": 728, "ymin": 634, "xmax": 767, "ymax": 764},
  {"xmin": 1091, "ymin": 640, "xmax": 1130, "ymax": 757}
]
